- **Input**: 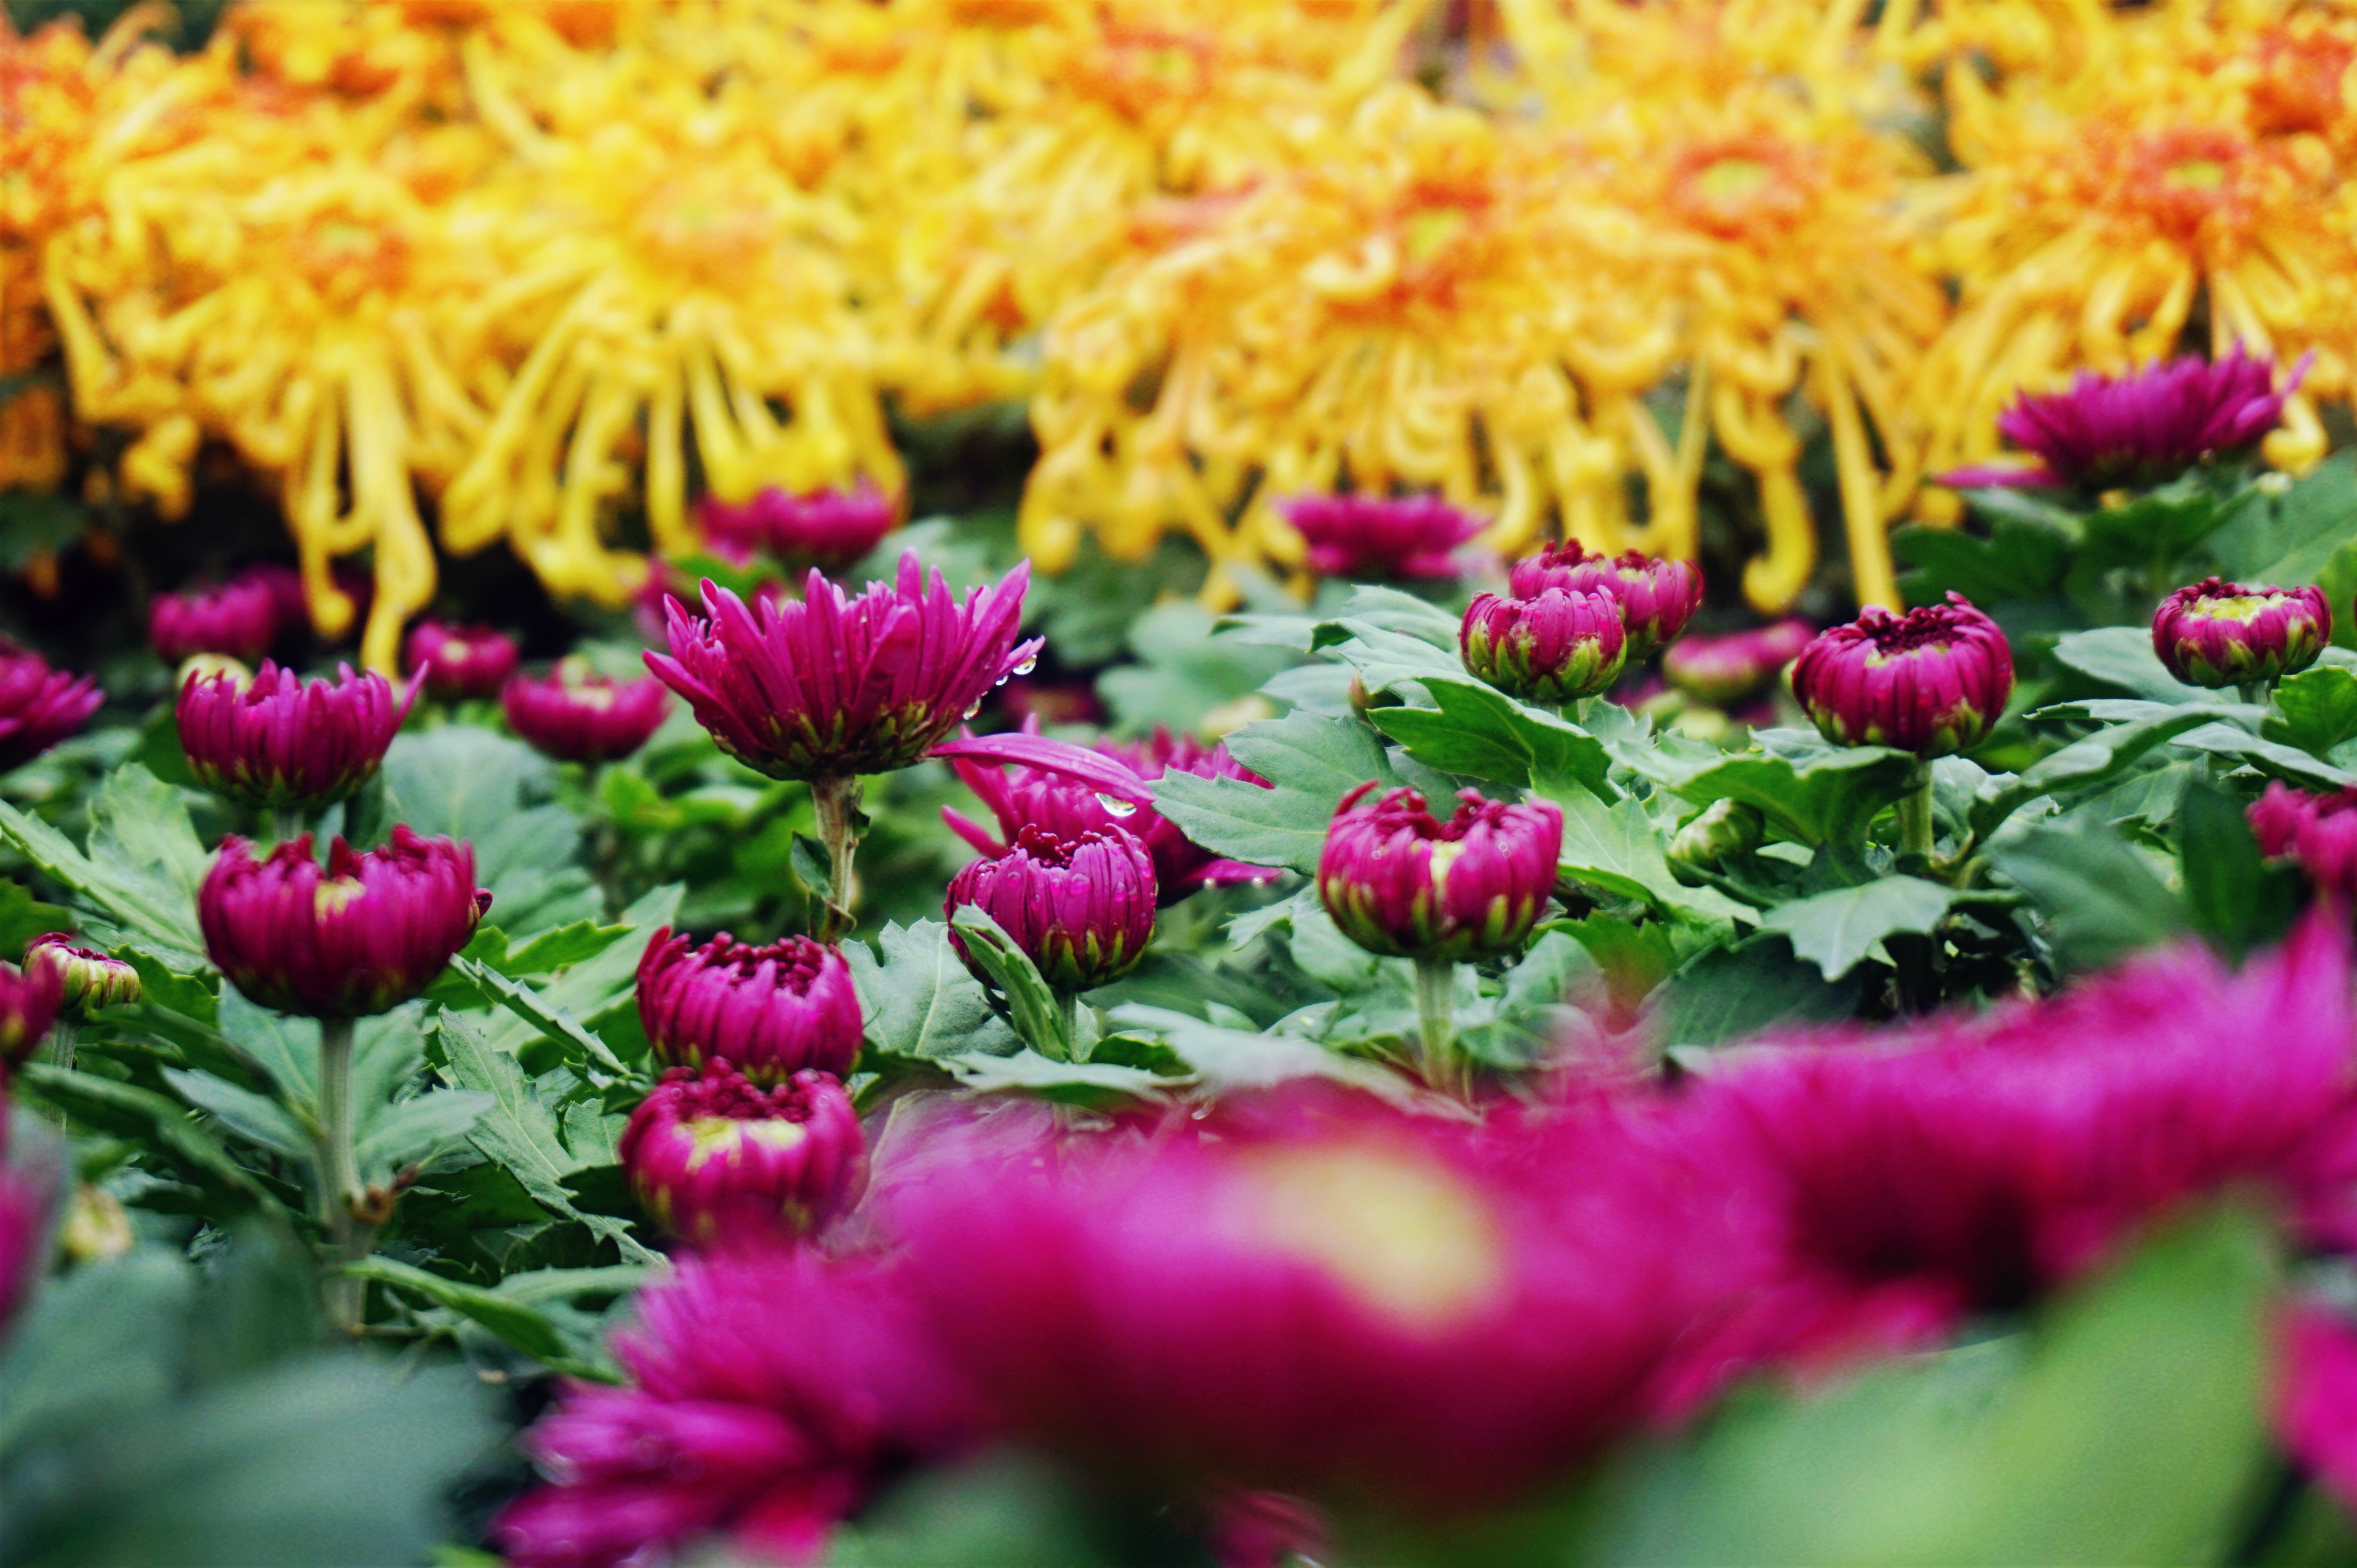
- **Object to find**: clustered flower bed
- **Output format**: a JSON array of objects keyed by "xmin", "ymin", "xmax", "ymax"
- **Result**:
[{"xmin": 0, "ymin": 340, "xmax": 2351, "ymax": 1565}]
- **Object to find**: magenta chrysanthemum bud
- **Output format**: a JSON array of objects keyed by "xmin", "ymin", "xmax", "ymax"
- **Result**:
[
  {"xmin": 636, "ymin": 928, "xmax": 864, "ymax": 1083},
  {"xmin": 24, "ymin": 934, "xmax": 139, "ymax": 1017},
  {"xmin": 646, "ymin": 553, "xmax": 1041, "ymax": 782},
  {"xmin": 1278, "ymin": 494, "xmax": 1486, "ymax": 582},
  {"xmin": 1791, "ymin": 593, "xmax": 2014, "ymax": 758},
  {"xmin": 620, "ymin": 1059, "xmax": 867, "ymax": 1248},
  {"xmin": 1460, "ymin": 589, "xmax": 1628, "ymax": 704},
  {"xmin": 0, "ymin": 644, "xmax": 101, "ymax": 772},
  {"xmin": 198, "ymin": 825, "xmax": 489, "ymax": 1018},
  {"xmin": 2280, "ymin": 1306, "xmax": 2357, "ymax": 1517},
  {"xmin": 1317, "ymin": 783, "xmax": 1562, "ymax": 961},
  {"xmin": 405, "ymin": 620, "xmax": 520, "ymax": 701},
  {"xmin": 149, "ymin": 577, "xmax": 280, "ymax": 665},
  {"xmin": 235, "ymin": 563, "xmax": 310, "ymax": 634},
  {"xmin": 1508, "ymin": 541, "xmax": 1703, "ymax": 660},
  {"xmin": 697, "ymin": 483, "xmax": 898, "ymax": 574},
  {"xmin": 2250, "ymin": 782, "xmax": 2357, "ymax": 905},
  {"xmin": 1662, "ymin": 618, "xmax": 1815, "ymax": 705},
  {"xmin": 502, "ymin": 660, "xmax": 671, "ymax": 763},
  {"xmin": 940, "ymin": 726, "xmax": 1277, "ymax": 903},
  {"xmin": 177, "ymin": 659, "xmax": 413, "ymax": 811},
  {"xmin": 0, "ymin": 957, "xmax": 61, "ymax": 1072},
  {"xmin": 1939, "ymin": 345, "xmax": 2307, "ymax": 491},
  {"xmin": 2151, "ymin": 578, "xmax": 2330, "ymax": 688},
  {"xmin": 944, "ymin": 825, "xmax": 1156, "ymax": 992}
]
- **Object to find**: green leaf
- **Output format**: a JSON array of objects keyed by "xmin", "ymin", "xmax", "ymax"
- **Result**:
[
  {"xmin": 0, "ymin": 490, "xmax": 89, "ymax": 570},
  {"xmin": 159, "ymin": 1068, "xmax": 311, "ymax": 1161},
  {"xmin": 1154, "ymin": 710, "xmax": 1396, "ymax": 876},
  {"xmin": 1625, "ymin": 729, "xmax": 1919, "ymax": 849},
  {"xmin": 946, "ymin": 906, "xmax": 1072, "ymax": 1060},
  {"xmin": 448, "ymin": 957, "xmax": 633, "ymax": 1079},
  {"xmin": 931, "ymin": 1048, "xmax": 1174, "ymax": 1103},
  {"xmin": 1990, "ymin": 822, "xmax": 2190, "ymax": 972},
  {"xmin": 843, "ymin": 919, "xmax": 1018, "ymax": 1060},
  {"xmin": 1580, "ymin": 1202, "xmax": 2277, "ymax": 1568},
  {"xmin": 2051, "ymin": 626, "xmax": 2202, "ymax": 703},
  {"xmin": 379, "ymin": 724, "xmax": 552, "ymax": 845},
  {"xmin": 1647, "ymin": 935, "xmax": 1862, "ymax": 1050},
  {"xmin": 1366, "ymin": 679, "xmax": 1613, "ymax": 797},
  {"xmin": 19, "ymin": 1063, "xmax": 282, "ymax": 1214},
  {"xmin": 1110, "ymin": 1004, "xmax": 1419, "ymax": 1104},
  {"xmin": 1551, "ymin": 790, "xmax": 1751, "ymax": 924},
  {"xmin": 1549, "ymin": 912, "xmax": 1677, "ymax": 1018},
  {"xmin": 1893, "ymin": 511, "xmax": 2072, "ymax": 606},
  {"xmin": 340, "ymin": 1256, "xmax": 609, "ymax": 1378},
  {"xmin": 2178, "ymin": 779, "xmax": 2301, "ymax": 961},
  {"xmin": 0, "ymin": 878, "xmax": 72, "ymax": 960},
  {"xmin": 2266, "ymin": 664, "xmax": 2357, "ymax": 758},
  {"xmin": 0, "ymin": 1250, "xmax": 192, "ymax": 1460},
  {"xmin": 1973, "ymin": 702, "xmax": 2238, "ymax": 836},
  {"xmin": 2170, "ymin": 720, "xmax": 2357, "ymax": 789},
  {"xmin": 471, "ymin": 883, "xmax": 681, "ymax": 1064},
  {"xmin": 0, "ymin": 766, "xmax": 208, "ymax": 965},
  {"xmin": 1756, "ymin": 876, "xmax": 1953, "ymax": 981},
  {"xmin": 429, "ymin": 1010, "xmax": 656, "ymax": 1265},
  {"xmin": 352, "ymin": 1091, "xmax": 494, "ymax": 1178},
  {"xmin": 2209, "ymin": 449, "xmax": 2357, "ymax": 586}
]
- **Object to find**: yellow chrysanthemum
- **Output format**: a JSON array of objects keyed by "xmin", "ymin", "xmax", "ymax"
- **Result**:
[
  {"xmin": 45, "ymin": 33, "xmax": 500, "ymax": 667},
  {"xmin": 1911, "ymin": 5, "xmax": 2357, "ymax": 513},
  {"xmin": 438, "ymin": 19, "xmax": 897, "ymax": 609},
  {"xmin": 1022, "ymin": 83, "xmax": 1679, "ymax": 601}
]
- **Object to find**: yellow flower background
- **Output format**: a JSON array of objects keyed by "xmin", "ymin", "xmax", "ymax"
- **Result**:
[{"xmin": 2, "ymin": 0, "xmax": 2350, "ymax": 668}]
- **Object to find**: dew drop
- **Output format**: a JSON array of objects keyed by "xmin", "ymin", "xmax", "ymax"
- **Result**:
[
  {"xmin": 1096, "ymin": 793, "xmax": 1140, "ymax": 817},
  {"xmin": 1014, "ymin": 656, "xmax": 1039, "ymax": 676},
  {"xmin": 963, "ymin": 700, "xmax": 984, "ymax": 719}
]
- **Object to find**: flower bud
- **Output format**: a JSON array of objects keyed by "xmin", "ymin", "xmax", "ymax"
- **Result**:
[
  {"xmin": 620, "ymin": 1060, "xmax": 867, "ymax": 1248},
  {"xmin": 0, "ymin": 643, "xmax": 102, "ymax": 772},
  {"xmin": 177, "ymin": 660, "xmax": 412, "ymax": 811},
  {"xmin": 1317, "ymin": 783, "xmax": 1562, "ymax": 961},
  {"xmin": 502, "ymin": 659, "xmax": 671, "ymax": 763},
  {"xmin": 636, "ymin": 929, "xmax": 864, "ymax": 1083},
  {"xmin": 697, "ymin": 483, "xmax": 897, "ymax": 574},
  {"xmin": 1277, "ymin": 494, "xmax": 1485, "ymax": 582},
  {"xmin": 0, "ymin": 957, "xmax": 61, "ymax": 1071},
  {"xmin": 1791, "ymin": 593, "xmax": 2014, "ymax": 758},
  {"xmin": 25, "ymin": 934, "xmax": 140, "ymax": 1017},
  {"xmin": 2151, "ymin": 578, "xmax": 2330, "ymax": 688},
  {"xmin": 199, "ymin": 825, "xmax": 489, "ymax": 1018},
  {"xmin": 1460, "ymin": 589, "xmax": 1628, "ymax": 703},
  {"xmin": 405, "ymin": 620, "xmax": 521, "ymax": 701},
  {"xmin": 1508, "ymin": 541, "xmax": 1703, "ymax": 660},
  {"xmin": 1667, "ymin": 800, "xmax": 1764, "ymax": 874},
  {"xmin": 2250, "ymin": 782, "xmax": 2357, "ymax": 904},
  {"xmin": 945, "ymin": 825, "xmax": 1156, "ymax": 992},
  {"xmin": 1662, "ymin": 618, "xmax": 1815, "ymax": 705},
  {"xmin": 150, "ymin": 577, "xmax": 281, "ymax": 665}
]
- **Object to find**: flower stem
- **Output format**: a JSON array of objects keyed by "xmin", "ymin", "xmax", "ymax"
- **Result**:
[
  {"xmin": 810, "ymin": 775, "xmax": 864, "ymax": 942},
  {"xmin": 40, "ymin": 1019, "xmax": 75, "ymax": 1130},
  {"xmin": 1898, "ymin": 766, "xmax": 1936, "ymax": 861},
  {"xmin": 2239, "ymin": 680, "xmax": 2266, "ymax": 709},
  {"xmin": 316, "ymin": 1016, "xmax": 368, "ymax": 1336},
  {"xmin": 1057, "ymin": 991, "xmax": 1084, "ymax": 1063},
  {"xmin": 1412, "ymin": 956, "xmax": 1461, "ymax": 1097},
  {"xmin": 270, "ymin": 807, "xmax": 306, "ymax": 849}
]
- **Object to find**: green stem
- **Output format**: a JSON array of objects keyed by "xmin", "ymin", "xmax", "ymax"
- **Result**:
[
  {"xmin": 2238, "ymin": 680, "xmax": 2266, "ymax": 709},
  {"xmin": 1412, "ymin": 956, "xmax": 1461, "ymax": 1097},
  {"xmin": 1898, "ymin": 766, "xmax": 1936, "ymax": 861},
  {"xmin": 316, "ymin": 1017, "xmax": 368, "ymax": 1337},
  {"xmin": 810, "ymin": 775, "xmax": 864, "ymax": 942},
  {"xmin": 40, "ymin": 1018, "xmax": 76, "ymax": 1130},
  {"xmin": 270, "ymin": 807, "xmax": 306, "ymax": 849},
  {"xmin": 1057, "ymin": 992, "xmax": 1084, "ymax": 1063}
]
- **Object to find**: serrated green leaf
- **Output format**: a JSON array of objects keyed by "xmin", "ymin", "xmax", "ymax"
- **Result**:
[
  {"xmin": 2051, "ymin": 626, "xmax": 2202, "ymax": 703},
  {"xmin": 2170, "ymin": 720, "xmax": 2357, "ymax": 789},
  {"xmin": 1551, "ymin": 789, "xmax": 1750, "ymax": 923},
  {"xmin": 1628, "ymin": 730, "xmax": 1919, "ymax": 849},
  {"xmin": 844, "ymin": 917, "xmax": 1018, "ymax": 1060},
  {"xmin": 2266, "ymin": 664, "xmax": 2357, "ymax": 758},
  {"xmin": 0, "ymin": 765, "xmax": 207, "ymax": 965},
  {"xmin": 18, "ymin": 1063, "xmax": 281, "ymax": 1214},
  {"xmin": 1756, "ymin": 877, "xmax": 1953, "ymax": 980},
  {"xmin": 1367, "ymin": 677, "xmax": 1614, "ymax": 797},
  {"xmin": 1110, "ymin": 1004, "xmax": 1419, "ymax": 1104},
  {"xmin": 1973, "ymin": 703, "xmax": 2240, "ymax": 836},
  {"xmin": 933, "ymin": 1048, "xmax": 1174, "ymax": 1102},
  {"xmin": 1647, "ymin": 936, "xmax": 1862, "ymax": 1049},
  {"xmin": 352, "ymin": 1092, "xmax": 493, "ymax": 1178},
  {"xmin": 340, "ymin": 1256, "xmax": 608, "ymax": 1378},
  {"xmin": 1990, "ymin": 822, "xmax": 2190, "ymax": 972},
  {"xmin": 449, "ymin": 957, "xmax": 632, "ymax": 1079},
  {"xmin": 160, "ymin": 1068, "xmax": 312, "ymax": 1160},
  {"xmin": 1154, "ymin": 710, "xmax": 1396, "ymax": 876},
  {"xmin": 946, "ymin": 906, "xmax": 1072, "ymax": 1060}
]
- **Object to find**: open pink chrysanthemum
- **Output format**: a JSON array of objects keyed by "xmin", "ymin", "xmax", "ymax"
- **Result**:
[
  {"xmin": 647, "ymin": 553, "xmax": 1040, "ymax": 782},
  {"xmin": 496, "ymin": 1250, "xmax": 978, "ymax": 1568},
  {"xmin": 1940, "ymin": 346, "xmax": 2308, "ymax": 492}
]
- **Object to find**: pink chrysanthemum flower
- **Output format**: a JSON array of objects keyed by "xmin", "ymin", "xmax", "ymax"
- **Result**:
[
  {"xmin": 884, "ymin": 1092, "xmax": 1751, "ymax": 1512},
  {"xmin": 2278, "ymin": 1306, "xmax": 2357, "ymax": 1516},
  {"xmin": 1278, "ymin": 494, "xmax": 1485, "ymax": 583},
  {"xmin": 697, "ymin": 484, "xmax": 898, "ymax": 575},
  {"xmin": 0, "ymin": 643, "xmax": 102, "ymax": 772},
  {"xmin": 2250, "ymin": 782, "xmax": 2357, "ymax": 905},
  {"xmin": 646, "ymin": 553, "xmax": 1040, "ymax": 782},
  {"xmin": 496, "ymin": 1250, "xmax": 978, "ymax": 1568},
  {"xmin": 937, "ymin": 726, "xmax": 1277, "ymax": 903},
  {"xmin": 1939, "ymin": 346, "xmax": 2308, "ymax": 492},
  {"xmin": 1659, "ymin": 916, "xmax": 2357, "ymax": 1357}
]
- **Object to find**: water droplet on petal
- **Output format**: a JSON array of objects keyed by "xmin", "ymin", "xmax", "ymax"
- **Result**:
[
  {"xmin": 1096, "ymin": 793, "xmax": 1140, "ymax": 817},
  {"xmin": 1014, "ymin": 656, "xmax": 1038, "ymax": 676},
  {"xmin": 964, "ymin": 700, "xmax": 983, "ymax": 719}
]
